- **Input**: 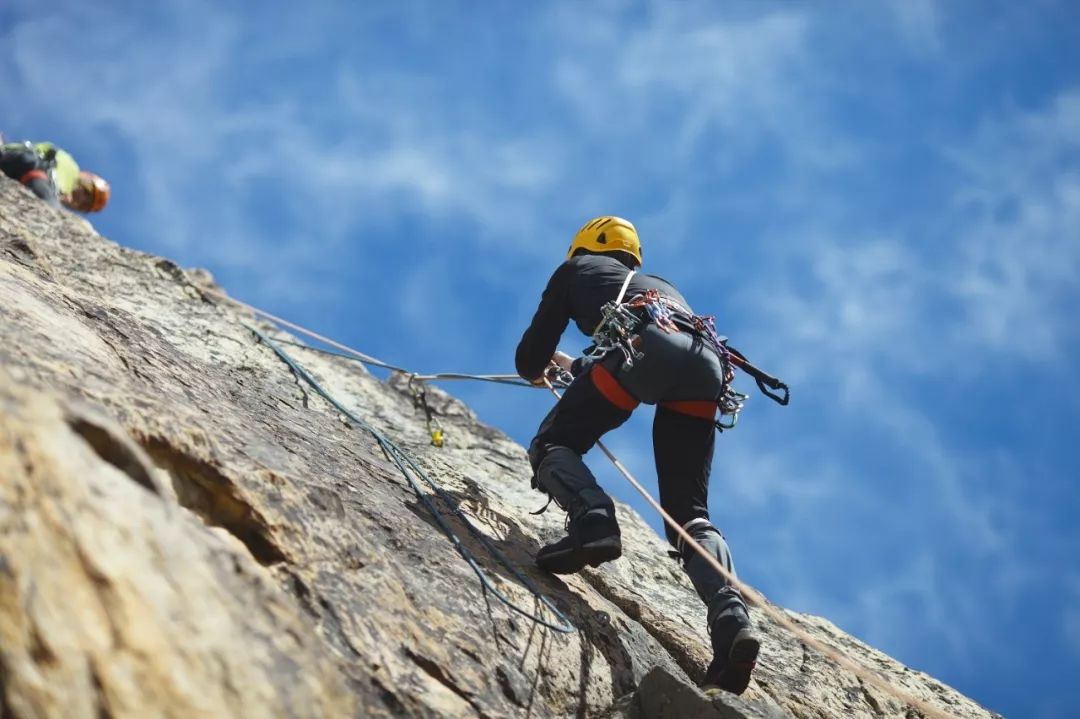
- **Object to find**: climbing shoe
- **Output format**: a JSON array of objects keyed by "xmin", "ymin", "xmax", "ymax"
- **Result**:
[
  {"xmin": 701, "ymin": 627, "xmax": 760, "ymax": 696},
  {"xmin": 536, "ymin": 508, "xmax": 621, "ymax": 574}
]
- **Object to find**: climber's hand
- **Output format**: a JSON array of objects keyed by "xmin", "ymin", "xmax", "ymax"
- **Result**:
[
  {"xmin": 551, "ymin": 351, "xmax": 574, "ymax": 373},
  {"xmin": 529, "ymin": 353, "xmax": 574, "ymax": 387}
]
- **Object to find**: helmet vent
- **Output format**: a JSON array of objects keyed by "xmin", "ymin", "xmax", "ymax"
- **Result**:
[{"xmin": 567, "ymin": 215, "xmax": 640, "ymax": 265}]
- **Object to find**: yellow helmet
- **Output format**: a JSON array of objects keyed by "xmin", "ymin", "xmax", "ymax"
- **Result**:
[{"xmin": 567, "ymin": 216, "xmax": 642, "ymax": 267}]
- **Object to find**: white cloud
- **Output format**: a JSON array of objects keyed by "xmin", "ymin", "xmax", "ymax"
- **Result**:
[
  {"xmin": 548, "ymin": 3, "xmax": 856, "ymax": 174},
  {"xmin": 884, "ymin": 0, "xmax": 945, "ymax": 55},
  {"xmin": 709, "ymin": 90, "xmax": 1080, "ymax": 674},
  {"xmin": 749, "ymin": 236, "xmax": 930, "ymax": 385},
  {"xmin": 948, "ymin": 90, "xmax": 1080, "ymax": 365},
  {"xmin": 742, "ymin": 88, "xmax": 1080, "ymax": 392},
  {"xmin": 865, "ymin": 388, "xmax": 1010, "ymax": 552},
  {"xmin": 845, "ymin": 550, "xmax": 990, "ymax": 669},
  {"xmin": 718, "ymin": 442, "xmax": 838, "ymax": 511}
]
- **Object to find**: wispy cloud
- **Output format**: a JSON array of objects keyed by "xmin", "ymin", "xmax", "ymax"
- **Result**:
[
  {"xmin": 884, "ymin": 0, "xmax": 945, "ymax": 55},
  {"xmin": 741, "ymin": 87, "xmax": 1080, "ymax": 383},
  {"xmin": 846, "ymin": 549, "xmax": 992, "ymax": 669},
  {"xmin": 545, "ymin": 2, "xmax": 859, "ymax": 259},
  {"xmin": 947, "ymin": 89, "xmax": 1080, "ymax": 365},
  {"xmin": 713, "ymin": 84, "xmax": 1080, "ymax": 677}
]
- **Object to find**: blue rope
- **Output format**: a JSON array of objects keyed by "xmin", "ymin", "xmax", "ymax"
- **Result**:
[{"xmin": 248, "ymin": 325, "xmax": 576, "ymax": 634}]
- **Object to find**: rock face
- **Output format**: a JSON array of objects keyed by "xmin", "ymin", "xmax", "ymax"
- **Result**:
[{"xmin": 0, "ymin": 175, "xmax": 1002, "ymax": 719}]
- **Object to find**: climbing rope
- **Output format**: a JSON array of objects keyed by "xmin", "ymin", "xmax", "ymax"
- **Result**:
[
  {"xmin": 198, "ymin": 286, "xmax": 543, "ymax": 390},
  {"xmin": 277, "ymin": 340, "xmax": 546, "ymax": 389},
  {"xmin": 271, "ymin": 337, "xmax": 410, "ymax": 373},
  {"xmin": 198, "ymin": 287, "xmax": 410, "ymax": 372},
  {"xmin": 407, "ymin": 372, "xmax": 535, "ymax": 387},
  {"xmin": 247, "ymin": 324, "xmax": 575, "ymax": 635}
]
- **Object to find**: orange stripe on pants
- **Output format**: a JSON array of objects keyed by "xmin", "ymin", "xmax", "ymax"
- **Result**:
[
  {"xmin": 591, "ymin": 364, "xmax": 639, "ymax": 411},
  {"xmin": 660, "ymin": 400, "xmax": 717, "ymax": 419}
]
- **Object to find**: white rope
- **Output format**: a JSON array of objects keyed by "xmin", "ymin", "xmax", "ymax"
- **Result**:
[
  {"xmin": 615, "ymin": 269, "xmax": 636, "ymax": 304},
  {"xmin": 198, "ymin": 286, "xmax": 408, "ymax": 372}
]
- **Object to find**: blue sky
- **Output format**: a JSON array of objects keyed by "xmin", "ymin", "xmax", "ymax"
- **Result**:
[{"xmin": 3, "ymin": 2, "xmax": 1078, "ymax": 716}]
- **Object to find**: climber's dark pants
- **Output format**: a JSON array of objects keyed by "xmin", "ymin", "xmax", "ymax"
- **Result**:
[
  {"xmin": 0, "ymin": 146, "xmax": 59, "ymax": 208},
  {"xmin": 528, "ymin": 384, "xmax": 714, "ymax": 531},
  {"xmin": 528, "ymin": 322, "xmax": 750, "ymax": 639}
]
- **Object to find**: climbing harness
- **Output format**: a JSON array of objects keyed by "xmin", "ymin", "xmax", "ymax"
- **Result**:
[
  {"xmin": 586, "ymin": 273, "xmax": 788, "ymax": 432},
  {"xmin": 249, "ymin": 325, "xmax": 575, "ymax": 634}
]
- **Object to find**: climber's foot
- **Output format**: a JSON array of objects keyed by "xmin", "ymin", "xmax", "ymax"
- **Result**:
[
  {"xmin": 536, "ymin": 509, "xmax": 621, "ymax": 574},
  {"xmin": 701, "ymin": 628, "xmax": 760, "ymax": 696}
]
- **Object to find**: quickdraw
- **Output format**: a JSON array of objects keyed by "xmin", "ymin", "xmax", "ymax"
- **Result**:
[
  {"xmin": 408, "ymin": 376, "xmax": 446, "ymax": 447},
  {"xmin": 686, "ymin": 312, "xmax": 751, "ymax": 430},
  {"xmin": 585, "ymin": 297, "xmax": 647, "ymax": 366}
]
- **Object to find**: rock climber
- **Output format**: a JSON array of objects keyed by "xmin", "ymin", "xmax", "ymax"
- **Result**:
[
  {"xmin": 515, "ymin": 216, "xmax": 760, "ymax": 695},
  {"xmin": 0, "ymin": 140, "xmax": 110, "ymax": 213}
]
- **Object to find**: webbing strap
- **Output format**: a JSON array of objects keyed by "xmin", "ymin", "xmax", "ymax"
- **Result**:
[
  {"xmin": 676, "ymin": 517, "xmax": 719, "ymax": 557},
  {"xmin": 615, "ymin": 270, "xmax": 636, "ymax": 305},
  {"xmin": 660, "ymin": 399, "xmax": 717, "ymax": 420},
  {"xmin": 591, "ymin": 364, "xmax": 639, "ymax": 411}
]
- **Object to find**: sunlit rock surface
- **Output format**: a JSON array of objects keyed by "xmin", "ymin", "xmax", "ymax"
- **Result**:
[{"xmin": 0, "ymin": 176, "xmax": 1002, "ymax": 718}]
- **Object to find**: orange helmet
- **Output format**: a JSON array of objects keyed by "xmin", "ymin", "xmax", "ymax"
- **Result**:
[{"xmin": 75, "ymin": 171, "xmax": 110, "ymax": 212}]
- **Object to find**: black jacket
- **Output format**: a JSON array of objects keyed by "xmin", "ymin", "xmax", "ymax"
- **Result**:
[{"xmin": 515, "ymin": 254, "xmax": 693, "ymax": 381}]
